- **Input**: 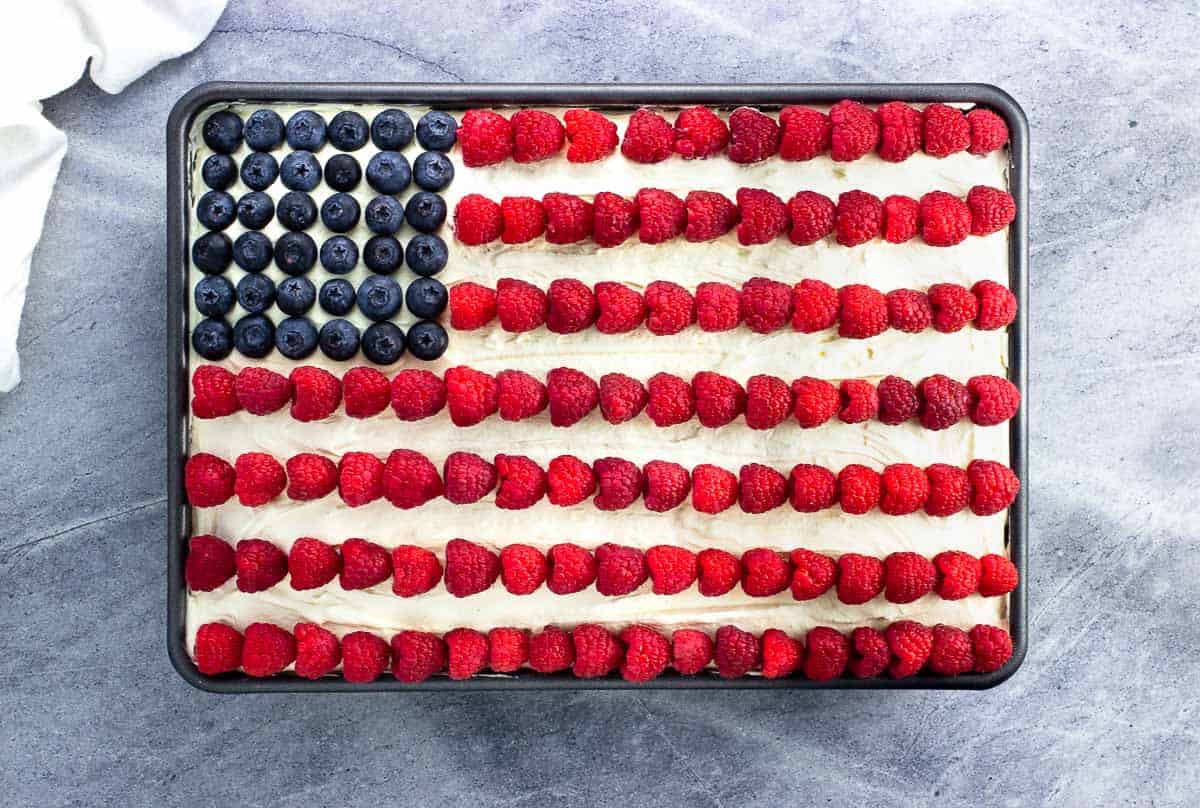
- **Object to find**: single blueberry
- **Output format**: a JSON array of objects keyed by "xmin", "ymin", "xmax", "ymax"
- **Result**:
[
  {"xmin": 365, "ymin": 151, "xmax": 411, "ymax": 194},
  {"xmin": 202, "ymin": 110, "xmax": 243, "ymax": 154},
  {"xmin": 356, "ymin": 275, "xmax": 403, "ymax": 321},
  {"xmin": 404, "ymin": 192, "xmax": 447, "ymax": 233},
  {"xmin": 233, "ymin": 231, "xmax": 274, "ymax": 271},
  {"xmin": 405, "ymin": 233, "xmax": 448, "ymax": 276},
  {"xmin": 275, "ymin": 316, "xmax": 319, "ymax": 359},
  {"xmin": 279, "ymin": 150, "xmax": 322, "ymax": 191},
  {"xmin": 274, "ymin": 231, "xmax": 318, "ymax": 275},
  {"xmin": 363, "ymin": 235, "xmax": 403, "ymax": 274},
  {"xmin": 285, "ymin": 110, "xmax": 327, "ymax": 151},
  {"xmin": 240, "ymin": 151, "xmax": 279, "ymax": 190},
  {"xmin": 328, "ymin": 110, "xmax": 370, "ymax": 151},
  {"xmin": 319, "ymin": 278, "xmax": 356, "ymax": 316},
  {"xmin": 319, "ymin": 319, "xmax": 361, "ymax": 361},
  {"xmin": 320, "ymin": 192, "xmax": 361, "ymax": 233},
  {"xmin": 325, "ymin": 153, "xmax": 362, "ymax": 192},
  {"xmin": 276, "ymin": 191, "xmax": 317, "ymax": 231},
  {"xmin": 236, "ymin": 191, "xmax": 276, "ymax": 230},
  {"xmin": 192, "ymin": 317, "xmax": 234, "ymax": 360},
  {"xmin": 320, "ymin": 235, "xmax": 359, "ymax": 274},
  {"xmin": 406, "ymin": 320, "xmax": 448, "ymax": 360},
  {"xmin": 234, "ymin": 313, "xmax": 276, "ymax": 358},
  {"xmin": 405, "ymin": 277, "xmax": 447, "ymax": 319},
  {"xmin": 276, "ymin": 276, "xmax": 316, "ymax": 316},
  {"xmin": 194, "ymin": 275, "xmax": 235, "ymax": 317},
  {"xmin": 244, "ymin": 109, "xmax": 286, "ymax": 151},
  {"xmin": 236, "ymin": 273, "xmax": 276, "ymax": 314},
  {"xmin": 371, "ymin": 109, "xmax": 414, "ymax": 150},
  {"xmin": 416, "ymin": 110, "xmax": 457, "ymax": 151},
  {"xmin": 191, "ymin": 232, "xmax": 232, "ymax": 274},
  {"xmin": 412, "ymin": 151, "xmax": 454, "ymax": 191},
  {"xmin": 364, "ymin": 195, "xmax": 405, "ymax": 235},
  {"xmin": 196, "ymin": 190, "xmax": 236, "ymax": 231},
  {"xmin": 201, "ymin": 154, "xmax": 237, "ymax": 190},
  {"xmin": 361, "ymin": 321, "xmax": 406, "ymax": 365}
]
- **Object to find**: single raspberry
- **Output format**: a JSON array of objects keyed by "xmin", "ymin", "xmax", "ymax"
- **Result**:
[
  {"xmin": 500, "ymin": 544, "xmax": 547, "ymax": 595},
  {"xmin": 645, "ymin": 544, "xmax": 697, "ymax": 594},
  {"xmin": 738, "ymin": 463, "xmax": 788, "ymax": 514},
  {"xmin": 529, "ymin": 626, "xmax": 574, "ymax": 673},
  {"xmin": 594, "ymin": 281, "xmax": 646, "ymax": 333},
  {"xmin": 967, "ymin": 108, "xmax": 1009, "ymax": 155},
  {"xmin": 886, "ymin": 620, "xmax": 933, "ymax": 678},
  {"xmin": 692, "ymin": 464, "xmax": 738, "ymax": 515},
  {"xmin": 883, "ymin": 551, "xmax": 937, "ymax": 603},
  {"xmin": 923, "ymin": 103, "xmax": 970, "ymax": 157},
  {"xmin": 459, "ymin": 108, "xmax": 513, "ymax": 166},
  {"xmin": 341, "ymin": 632, "xmax": 391, "ymax": 683},
  {"xmin": 882, "ymin": 194, "xmax": 920, "ymax": 243},
  {"xmin": 290, "ymin": 366, "xmax": 341, "ymax": 422},
  {"xmin": 546, "ymin": 278, "xmax": 597, "ymax": 334},
  {"xmin": 593, "ymin": 457, "xmax": 643, "ymax": 511},
  {"xmin": 184, "ymin": 453, "xmax": 235, "ymax": 507},
  {"xmin": 546, "ymin": 454, "xmax": 597, "ymax": 506},
  {"xmin": 791, "ymin": 376, "xmax": 839, "ymax": 428},
  {"xmin": 925, "ymin": 463, "xmax": 972, "ymax": 517},
  {"xmin": 511, "ymin": 108, "xmax": 564, "ymax": 163},
  {"xmin": 929, "ymin": 624, "xmax": 974, "ymax": 676},
  {"xmin": 445, "ymin": 627, "xmax": 489, "ymax": 680},
  {"xmin": 834, "ymin": 190, "xmax": 884, "ymax": 247},
  {"xmin": 838, "ymin": 284, "xmax": 889, "ymax": 339},
  {"xmin": 847, "ymin": 626, "xmax": 889, "ymax": 679},
  {"xmin": 714, "ymin": 625, "xmax": 760, "ymax": 678},
  {"xmin": 496, "ymin": 369, "xmax": 548, "ymax": 421},
  {"xmin": 382, "ymin": 449, "xmax": 443, "ymax": 509},
  {"xmin": 692, "ymin": 371, "xmax": 745, "ymax": 428},
  {"xmin": 294, "ymin": 623, "xmax": 341, "ymax": 680},
  {"xmin": 564, "ymin": 108, "xmax": 619, "ymax": 163},
  {"xmin": 933, "ymin": 550, "xmax": 981, "ymax": 600},
  {"xmin": 572, "ymin": 624, "xmax": 622, "ymax": 679},
  {"xmin": 804, "ymin": 626, "xmax": 850, "ymax": 681},
  {"xmin": 695, "ymin": 281, "xmax": 740, "ymax": 331},
  {"xmin": 391, "ymin": 545, "xmax": 443, "ymax": 597},
  {"xmin": 599, "ymin": 372, "xmax": 648, "ymax": 424},
  {"xmin": 786, "ymin": 191, "xmax": 836, "ymax": 245},
  {"xmin": 740, "ymin": 547, "xmax": 791, "ymax": 596},
  {"xmin": 697, "ymin": 547, "xmax": 741, "ymax": 595},
  {"xmin": 338, "ymin": 451, "xmax": 383, "ymax": 507},
  {"xmin": 789, "ymin": 464, "xmax": 837, "ymax": 513},
  {"xmin": 642, "ymin": 460, "xmax": 691, "ymax": 512},
  {"xmin": 917, "ymin": 374, "xmax": 971, "ymax": 430},
  {"xmin": 646, "ymin": 372, "xmax": 694, "ymax": 427},
  {"xmin": 234, "ymin": 451, "xmax": 286, "ymax": 507},
  {"xmin": 546, "ymin": 366, "xmax": 599, "ymax": 427},
  {"xmin": 342, "ymin": 367, "xmax": 391, "ymax": 419},
  {"xmin": 979, "ymin": 553, "xmax": 1020, "ymax": 596},
  {"xmin": 592, "ymin": 191, "xmax": 638, "ymax": 247},
  {"xmin": 839, "ymin": 378, "xmax": 879, "ymax": 424},
  {"xmin": 877, "ymin": 101, "xmax": 923, "ymax": 162},
  {"xmin": 830, "ymin": 99, "xmax": 879, "ymax": 161},
  {"xmin": 444, "ymin": 538, "xmax": 500, "ymax": 597},
  {"xmin": 496, "ymin": 277, "xmax": 548, "ymax": 333},
  {"xmin": 234, "ymin": 366, "xmax": 292, "ymax": 416},
  {"xmin": 966, "ymin": 185, "xmax": 1016, "ymax": 236},
  {"xmin": 241, "ymin": 623, "xmax": 295, "ymax": 678},
  {"xmin": 967, "ymin": 374, "xmax": 1020, "ymax": 426},
  {"xmin": 488, "ymin": 627, "xmax": 529, "ymax": 673},
  {"xmin": 672, "ymin": 105, "xmax": 729, "ymax": 159},
  {"xmin": 635, "ymin": 187, "xmax": 687, "ymax": 244},
  {"xmin": 969, "ymin": 625, "xmax": 1013, "ymax": 672},
  {"xmin": 791, "ymin": 279, "xmax": 838, "ymax": 333},
  {"xmin": 236, "ymin": 538, "xmax": 288, "ymax": 593},
  {"xmin": 443, "ymin": 451, "xmax": 497, "ymax": 504},
  {"xmin": 876, "ymin": 375, "xmax": 920, "ymax": 425},
  {"xmin": 836, "ymin": 550, "xmax": 885, "ymax": 601},
  {"xmin": 837, "ymin": 465, "xmax": 881, "ymax": 515},
  {"xmin": 288, "ymin": 537, "xmax": 341, "ymax": 591},
  {"xmin": 972, "ymin": 280, "xmax": 1018, "ymax": 330},
  {"xmin": 789, "ymin": 548, "xmax": 837, "ymax": 600},
  {"xmin": 194, "ymin": 622, "xmax": 243, "ymax": 675},
  {"xmin": 191, "ymin": 365, "xmax": 239, "ymax": 419},
  {"xmin": 779, "ymin": 105, "xmax": 831, "ymax": 161},
  {"xmin": 644, "ymin": 280, "xmax": 695, "ymax": 335},
  {"xmin": 885, "ymin": 288, "xmax": 932, "ymax": 333},
  {"xmin": 928, "ymin": 283, "xmax": 978, "ymax": 333},
  {"xmin": 547, "ymin": 543, "xmax": 596, "ymax": 594},
  {"xmin": 494, "ymin": 453, "xmax": 547, "ymax": 510},
  {"xmin": 500, "ymin": 196, "xmax": 546, "ymax": 243},
  {"xmin": 736, "ymin": 188, "xmax": 790, "ymax": 245},
  {"xmin": 740, "ymin": 277, "xmax": 792, "ymax": 333},
  {"xmin": 744, "ymin": 374, "xmax": 791, "ymax": 429},
  {"xmin": 672, "ymin": 629, "xmax": 714, "ymax": 675},
  {"xmin": 879, "ymin": 463, "xmax": 930, "ymax": 516},
  {"xmin": 920, "ymin": 191, "xmax": 971, "ymax": 246},
  {"xmin": 760, "ymin": 629, "xmax": 803, "ymax": 679},
  {"xmin": 391, "ymin": 630, "xmax": 446, "ymax": 683},
  {"xmin": 621, "ymin": 108, "xmax": 674, "ymax": 163},
  {"xmin": 448, "ymin": 281, "xmax": 497, "ymax": 330},
  {"xmin": 620, "ymin": 625, "xmax": 670, "ymax": 683},
  {"xmin": 728, "ymin": 107, "xmax": 779, "ymax": 164},
  {"xmin": 339, "ymin": 538, "xmax": 392, "ymax": 590},
  {"xmin": 453, "ymin": 193, "xmax": 503, "ymax": 245},
  {"xmin": 185, "ymin": 535, "xmax": 235, "ymax": 591},
  {"xmin": 446, "ymin": 364, "xmax": 501, "ymax": 427},
  {"xmin": 543, "ymin": 192, "xmax": 594, "ymax": 244}
]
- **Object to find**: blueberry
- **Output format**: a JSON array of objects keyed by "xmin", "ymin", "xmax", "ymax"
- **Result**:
[
  {"xmin": 236, "ymin": 273, "xmax": 276, "ymax": 314},
  {"xmin": 236, "ymin": 191, "xmax": 275, "ymax": 230},
  {"xmin": 234, "ymin": 313, "xmax": 276, "ymax": 358},
  {"xmin": 320, "ymin": 192, "xmax": 361, "ymax": 233},
  {"xmin": 371, "ymin": 109, "xmax": 414, "ymax": 150},
  {"xmin": 357, "ymin": 275, "xmax": 403, "ymax": 321},
  {"xmin": 240, "ymin": 151, "xmax": 279, "ymax": 190},
  {"xmin": 319, "ymin": 319, "xmax": 361, "ymax": 361},
  {"xmin": 405, "ymin": 277, "xmax": 447, "ymax": 319},
  {"xmin": 201, "ymin": 154, "xmax": 237, "ymax": 190},
  {"xmin": 325, "ymin": 153, "xmax": 361, "ymax": 192},
  {"xmin": 417, "ymin": 110, "xmax": 457, "ymax": 151},
  {"xmin": 320, "ymin": 235, "xmax": 359, "ymax": 274},
  {"xmin": 194, "ymin": 275, "xmax": 235, "ymax": 317},
  {"xmin": 202, "ymin": 110, "xmax": 243, "ymax": 154},
  {"xmin": 275, "ymin": 316, "xmax": 319, "ymax": 359},
  {"xmin": 328, "ymin": 110, "xmax": 369, "ymax": 151},
  {"xmin": 364, "ymin": 195, "xmax": 405, "ymax": 235},
  {"xmin": 362, "ymin": 322, "xmax": 406, "ymax": 364},
  {"xmin": 285, "ymin": 110, "xmax": 327, "ymax": 151},
  {"xmin": 319, "ymin": 278, "xmax": 356, "ymax": 316},
  {"xmin": 407, "ymin": 320, "xmax": 448, "ymax": 360},
  {"xmin": 405, "ymin": 192, "xmax": 446, "ymax": 232},
  {"xmin": 244, "ymin": 109, "xmax": 286, "ymax": 151},
  {"xmin": 276, "ymin": 276, "xmax": 316, "ymax": 316},
  {"xmin": 405, "ymin": 233, "xmax": 448, "ymax": 276},
  {"xmin": 366, "ymin": 151, "xmax": 411, "ymax": 194},
  {"xmin": 363, "ymin": 235, "xmax": 403, "ymax": 274},
  {"xmin": 191, "ymin": 232, "xmax": 232, "ymax": 274},
  {"xmin": 192, "ymin": 317, "xmax": 234, "ymax": 360},
  {"xmin": 412, "ymin": 151, "xmax": 454, "ymax": 191},
  {"xmin": 274, "ymin": 231, "xmax": 318, "ymax": 275},
  {"xmin": 279, "ymin": 150, "xmax": 322, "ymax": 191},
  {"xmin": 276, "ymin": 191, "xmax": 317, "ymax": 231},
  {"xmin": 233, "ymin": 231, "xmax": 274, "ymax": 271},
  {"xmin": 196, "ymin": 190, "xmax": 236, "ymax": 231}
]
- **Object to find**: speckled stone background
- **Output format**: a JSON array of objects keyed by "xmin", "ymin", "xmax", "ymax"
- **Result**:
[{"xmin": 2, "ymin": 1, "xmax": 1197, "ymax": 805}]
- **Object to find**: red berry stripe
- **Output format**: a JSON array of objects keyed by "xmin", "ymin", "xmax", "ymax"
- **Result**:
[{"xmin": 193, "ymin": 619, "xmax": 1014, "ymax": 681}]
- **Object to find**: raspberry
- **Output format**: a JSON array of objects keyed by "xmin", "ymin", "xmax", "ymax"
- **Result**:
[
  {"xmin": 546, "ymin": 366, "xmax": 599, "ymax": 427},
  {"xmin": 288, "ymin": 537, "xmax": 341, "ymax": 591},
  {"xmin": 738, "ymin": 463, "xmax": 788, "ymax": 514},
  {"xmin": 923, "ymin": 103, "xmax": 970, "ymax": 157},
  {"xmin": 184, "ymin": 452, "xmax": 235, "ymax": 507},
  {"xmin": 546, "ymin": 278, "xmax": 597, "ymax": 334},
  {"xmin": 920, "ymin": 191, "xmax": 971, "ymax": 246},
  {"xmin": 593, "ymin": 457, "xmax": 642, "ymax": 511},
  {"xmin": 234, "ymin": 452, "xmax": 286, "ymax": 507},
  {"xmin": 882, "ymin": 194, "xmax": 920, "ymax": 243},
  {"xmin": 741, "ymin": 547, "xmax": 791, "ymax": 596},
  {"xmin": 779, "ymin": 105, "xmax": 831, "ymax": 161},
  {"xmin": 642, "ymin": 459, "xmax": 691, "ymax": 512},
  {"xmin": 194, "ymin": 622, "xmax": 243, "ymax": 675},
  {"xmin": 185, "ymin": 535, "xmax": 235, "ymax": 591},
  {"xmin": 847, "ymin": 627, "xmax": 889, "ymax": 679},
  {"xmin": 459, "ymin": 108, "xmax": 512, "ymax": 166},
  {"xmin": 973, "ymin": 280, "xmax": 1018, "ymax": 330},
  {"xmin": 543, "ymin": 192, "xmax": 594, "ymax": 244},
  {"xmin": 382, "ymin": 449, "xmax": 443, "ymax": 509},
  {"xmin": 969, "ymin": 624, "xmax": 1013, "ymax": 673},
  {"xmin": 290, "ymin": 366, "xmax": 341, "ymax": 422},
  {"xmin": 236, "ymin": 538, "xmax": 287, "ymax": 593},
  {"xmin": 494, "ymin": 453, "xmax": 547, "ymax": 510},
  {"xmin": 739, "ymin": 277, "xmax": 792, "ymax": 333},
  {"xmin": 803, "ymin": 626, "xmax": 850, "ymax": 681},
  {"xmin": 837, "ymin": 465, "xmax": 881, "ymax": 515},
  {"xmin": 671, "ymin": 629, "xmax": 714, "ymax": 675},
  {"xmin": 191, "ymin": 365, "xmax": 239, "ymax": 419},
  {"xmin": 839, "ymin": 378, "xmax": 878, "ymax": 424},
  {"xmin": 592, "ymin": 191, "xmax": 638, "ymax": 247},
  {"xmin": 838, "ymin": 284, "xmax": 888, "ymax": 339},
  {"xmin": 692, "ymin": 464, "xmax": 738, "ymax": 515},
  {"xmin": 442, "ymin": 451, "xmax": 496, "ymax": 504},
  {"xmin": 234, "ymin": 366, "xmax": 292, "ymax": 416},
  {"xmin": 791, "ymin": 278, "xmax": 838, "ymax": 333},
  {"xmin": 448, "ymin": 281, "xmax": 497, "ymax": 330},
  {"xmin": 488, "ymin": 627, "xmax": 529, "ymax": 673},
  {"xmin": 886, "ymin": 620, "xmax": 933, "ymax": 678},
  {"xmin": 786, "ymin": 191, "xmax": 836, "ymax": 245},
  {"xmin": 445, "ymin": 628, "xmax": 488, "ymax": 680},
  {"xmin": 546, "ymin": 454, "xmax": 597, "ymax": 506},
  {"xmin": 967, "ymin": 108, "xmax": 1009, "ymax": 155},
  {"xmin": 760, "ymin": 629, "xmax": 803, "ymax": 679},
  {"xmin": 645, "ymin": 544, "xmax": 697, "ymax": 594},
  {"xmin": 744, "ymin": 374, "xmax": 791, "ymax": 430},
  {"xmin": 878, "ymin": 462, "xmax": 930, "ymax": 516},
  {"xmin": 714, "ymin": 625, "xmax": 760, "ymax": 678},
  {"xmin": 876, "ymin": 375, "xmax": 919, "ymax": 425},
  {"xmin": 294, "ymin": 623, "xmax": 340, "ymax": 680},
  {"xmin": 391, "ymin": 630, "xmax": 446, "ymax": 683},
  {"xmin": 341, "ymin": 632, "xmax": 391, "ymax": 683},
  {"xmin": 677, "ymin": 191, "xmax": 737, "ymax": 243},
  {"xmin": 928, "ymin": 283, "xmax": 978, "ymax": 333},
  {"xmin": 511, "ymin": 108, "xmax": 564, "ymax": 163},
  {"xmin": 672, "ymin": 105, "xmax": 729, "ymax": 159},
  {"xmin": 979, "ymin": 553, "xmax": 1020, "ymax": 596},
  {"xmin": 697, "ymin": 547, "xmax": 741, "ymax": 595},
  {"xmin": 453, "ymin": 193, "xmax": 503, "ymax": 245},
  {"xmin": 496, "ymin": 277, "xmax": 548, "ymax": 333},
  {"xmin": 564, "ymin": 108, "xmax": 618, "ymax": 163},
  {"xmin": 644, "ymin": 280, "xmax": 695, "ymax": 335},
  {"xmin": 877, "ymin": 101, "xmax": 923, "ymax": 162},
  {"xmin": 966, "ymin": 185, "xmax": 1016, "ymax": 236},
  {"xmin": 391, "ymin": 545, "xmax": 442, "ymax": 597},
  {"xmin": 635, "ymin": 187, "xmax": 687, "ymax": 244},
  {"xmin": 598, "ymin": 372, "xmax": 647, "ymax": 424},
  {"xmin": 728, "ymin": 107, "xmax": 780, "ymax": 164},
  {"xmin": 925, "ymin": 463, "xmax": 972, "ymax": 517},
  {"xmin": 692, "ymin": 371, "xmax": 745, "ymax": 428},
  {"xmin": 338, "ymin": 451, "xmax": 383, "ymax": 507},
  {"xmin": 646, "ymin": 372, "xmax": 694, "ymax": 427},
  {"xmin": 241, "ymin": 623, "xmax": 295, "ymax": 678},
  {"xmin": 885, "ymin": 288, "xmax": 932, "ymax": 333},
  {"xmin": 529, "ymin": 626, "xmax": 574, "ymax": 673},
  {"xmin": 620, "ymin": 625, "xmax": 671, "ymax": 683},
  {"xmin": 546, "ymin": 543, "xmax": 596, "ymax": 594},
  {"xmin": 594, "ymin": 281, "xmax": 645, "ymax": 333},
  {"xmin": 791, "ymin": 376, "xmax": 839, "ymax": 428},
  {"xmin": 500, "ymin": 195, "xmax": 546, "ymax": 243},
  {"xmin": 967, "ymin": 374, "xmax": 1020, "ymax": 426},
  {"xmin": 443, "ymin": 538, "xmax": 500, "ymax": 597},
  {"xmin": 499, "ymin": 544, "xmax": 547, "ymax": 595},
  {"xmin": 836, "ymin": 552, "xmax": 884, "ymax": 604},
  {"xmin": 918, "ymin": 374, "xmax": 971, "ymax": 430},
  {"xmin": 928, "ymin": 624, "xmax": 974, "ymax": 676},
  {"xmin": 830, "ymin": 99, "xmax": 879, "ymax": 161},
  {"xmin": 695, "ymin": 281, "xmax": 740, "ymax": 331},
  {"xmin": 933, "ymin": 550, "xmax": 981, "ymax": 600},
  {"xmin": 342, "ymin": 367, "xmax": 391, "ymax": 419},
  {"xmin": 735, "ymin": 188, "xmax": 790, "ymax": 245},
  {"xmin": 834, "ymin": 190, "xmax": 884, "ymax": 247},
  {"xmin": 621, "ymin": 108, "xmax": 674, "ymax": 163},
  {"xmin": 496, "ymin": 369, "xmax": 548, "ymax": 421},
  {"xmin": 883, "ymin": 551, "xmax": 937, "ymax": 603},
  {"xmin": 789, "ymin": 464, "xmax": 837, "ymax": 513},
  {"xmin": 572, "ymin": 624, "xmax": 622, "ymax": 679},
  {"xmin": 444, "ymin": 366, "xmax": 499, "ymax": 427},
  {"xmin": 789, "ymin": 548, "xmax": 837, "ymax": 600}
]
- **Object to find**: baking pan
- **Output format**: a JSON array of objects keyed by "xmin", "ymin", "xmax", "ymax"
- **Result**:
[{"xmin": 167, "ymin": 82, "xmax": 1029, "ymax": 692}]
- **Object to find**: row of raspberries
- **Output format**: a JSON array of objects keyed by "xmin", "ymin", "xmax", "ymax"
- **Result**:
[
  {"xmin": 192, "ymin": 364, "xmax": 1020, "ymax": 430},
  {"xmin": 185, "ymin": 449, "xmax": 1019, "ymax": 517},
  {"xmin": 450, "ymin": 277, "xmax": 1017, "ymax": 337},
  {"xmin": 454, "ymin": 186, "xmax": 1015, "ymax": 248},
  {"xmin": 456, "ymin": 102, "xmax": 1007, "ymax": 168},
  {"xmin": 188, "ymin": 533, "xmax": 1019, "ymax": 603},
  {"xmin": 194, "ymin": 619, "xmax": 1014, "ymax": 682}
]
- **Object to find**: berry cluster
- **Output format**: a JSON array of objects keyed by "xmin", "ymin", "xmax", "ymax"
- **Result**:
[
  {"xmin": 454, "ymin": 185, "xmax": 1014, "ymax": 248},
  {"xmin": 193, "ymin": 619, "xmax": 1014, "ymax": 682}
]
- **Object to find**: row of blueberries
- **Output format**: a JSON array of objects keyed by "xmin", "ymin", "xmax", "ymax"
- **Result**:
[
  {"xmin": 203, "ymin": 148, "xmax": 453, "ymax": 196},
  {"xmin": 195, "ymin": 272, "xmax": 446, "ymax": 321},
  {"xmin": 195, "ymin": 188, "xmax": 448, "ymax": 235},
  {"xmin": 202, "ymin": 108, "xmax": 458, "ymax": 155},
  {"xmin": 193, "ymin": 230, "xmax": 447, "ymax": 278},
  {"xmin": 192, "ymin": 315, "xmax": 447, "ymax": 364}
]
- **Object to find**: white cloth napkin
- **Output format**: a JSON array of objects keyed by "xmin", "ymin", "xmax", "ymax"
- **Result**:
[{"xmin": 0, "ymin": 0, "xmax": 228, "ymax": 392}]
